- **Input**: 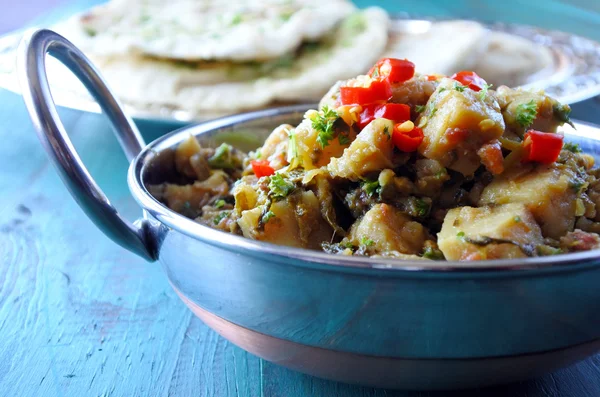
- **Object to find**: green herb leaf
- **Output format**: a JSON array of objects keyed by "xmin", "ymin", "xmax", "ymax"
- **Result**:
[
  {"xmin": 338, "ymin": 133, "xmax": 351, "ymax": 145},
  {"xmin": 213, "ymin": 211, "xmax": 230, "ymax": 225},
  {"xmin": 361, "ymin": 237, "xmax": 375, "ymax": 246},
  {"xmin": 415, "ymin": 198, "xmax": 430, "ymax": 217},
  {"xmin": 286, "ymin": 128, "xmax": 301, "ymax": 169},
  {"xmin": 457, "ymin": 231, "xmax": 466, "ymax": 240},
  {"xmin": 383, "ymin": 126, "xmax": 391, "ymax": 139},
  {"xmin": 268, "ymin": 174, "xmax": 295, "ymax": 199},
  {"xmin": 312, "ymin": 106, "xmax": 339, "ymax": 148},
  {"xmin": 570, "ymin": 180, "xmax": 586, "ymax": 193},
  {"xmin": 563, "ymin": 142, "xmax": 582, "ymax": 153},
  {"xmin": 438, "ymin": 87, "xmax": 447, "ymax": 93},
  {"xmin": 83, "ymin": 26, "xmax": 97, "ymax": 37},
  {"xmin": 513, "ymin": 216, "xmax": 522, "ymax": 223},
  {"xmin": 362, "ymin": 179, "xmax": 380, "ymax": 197},
  {"xmin": 553, "ymin": 103, "xmax": 575, "ymax": 128},
  {"xmin": 230, "ymin": 13, "xmax": 243, "ymax": 25},
  {"xmin": 208, "ymin": 143, "xmax": 236, "ymax": 169},
  {"xmin": 428, "ymin": 101, "xmax": 437, "ymax": 118},
  {"xmin": 478, "ymin": 83, "xmax": 493, "ymax": 100},
  {"xmin": 261, "ymin": 211, "xmax": 276, "ymax": 224},
  {"xmin": 536, "ymin": 245, "xmax": 563, "ymax": 256},
  {"xmin": 453, "ymin": 82, "xmax": 466, "ymax": 92},
  {"xmin": 280, "ymin": 11, "xmax": 294, "ymax": 21},
  {"xmin": 415, "ymin": 105, "xmax": 426, "ymax": 113},
  {"xmin": 215, "ymin": 199, "xmax": 225, "ymax": 209},
  {"xmin": 515, "ymin": 100, "xmax": 538, "ymax": 128},
  {"xmin": 422, "ymin": 246, "xmax": 445, "ymax": 260}
]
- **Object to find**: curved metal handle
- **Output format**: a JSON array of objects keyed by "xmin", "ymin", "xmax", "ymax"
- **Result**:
[{"xmin": 17, "ymin": 29, "xmax": 156, "ymax": 261}]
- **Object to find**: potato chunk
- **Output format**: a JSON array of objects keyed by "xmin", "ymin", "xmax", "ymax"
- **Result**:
[
  {"xmin": 175, "ymin": 135, "xmax": 203, "ymax": 179},
  {"xmin": 259, "ymin": 124, "xmax": 292, "ymax": 171},
  {"xmin": 327, "ymin": 118, "xmax": 394, "ymax": 180},
  {"xmin": 293, "ymin": 115, "xmax": 356, "ymax": 170},
  {"xmin": 344, "ymin": 203, "xmax": 427, "ymax": 255},
  {"xmin": 161, "ymin": 171, "xmax": 230, "ymax": 213},
  {"xmin": 495, "ymin": 86, "xmax": 567, "ymax": 135},
  {"xmin": 479, "ymin": 164, "xmax": 578, "ymax": 238},
  {"xmin": 438, "ymin": 204, "xmax": 543, "ymax": 260},
  {"xmin": 416, "ymin": 78, "xmax": 505, "ymax": 175},
  {"xmin": 237, "ymin": 190, "xmax": 333, "ymax": 249}
]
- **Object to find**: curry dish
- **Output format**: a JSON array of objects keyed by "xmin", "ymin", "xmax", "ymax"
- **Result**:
[{"xmin": 149, "ymin": 58, "xmax": 600, "ymax": 261}]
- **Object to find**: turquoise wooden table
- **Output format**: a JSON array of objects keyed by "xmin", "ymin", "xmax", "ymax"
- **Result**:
[{"xmin": 3, "ymin": 1, "xmax": 600, "ymax": 396}]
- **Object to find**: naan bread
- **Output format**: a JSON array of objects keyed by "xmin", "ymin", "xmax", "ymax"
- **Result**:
[
  {"xmin": 472, "ymin": 31, "xmax": 554, "ymax": 87},
  {"xmin": 60, "ymin": 0, "xmax": 356, "ymax": 61},
  {"xmin": 79, "ymin": 8, "xmax": 389, "ymax": 114},
  {"xmin": 384, "ymin": 20, "xmax": 489, "ymax": 76}
]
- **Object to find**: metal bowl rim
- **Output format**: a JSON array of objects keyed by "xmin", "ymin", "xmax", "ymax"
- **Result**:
[{"xmin": 127, "ymin": 104, "xmax": 600, "ymax": 273}]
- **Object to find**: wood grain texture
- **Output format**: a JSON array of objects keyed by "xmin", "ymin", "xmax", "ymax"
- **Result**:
[{"xmin": 2, "ymin": 1, "xmax": 600, "ymax": 396}]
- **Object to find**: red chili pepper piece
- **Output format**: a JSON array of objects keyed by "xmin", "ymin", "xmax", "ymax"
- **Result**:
[
  {"xmin": 369, "ymin": 58, "xmax": 415, "ymax": 84},
  {"xmin": 392, "ymin": 124, "xmax": 424, "ymax": 152},
  {"xmin": 450, "ymin": 70, "xmax": 487, "ymax": 92},
  {"xmin": 251, "ymin": 160, "xmax": 275, "ymax": 178},
  {"xmin": 357, "ymin": 103, "xmax": 411, "ymax": 129},
  {"xmin": 521, "ymin": 130, "xmax": 564, "ymax": 164},
  {"xmin": 424, "ymin": 75, "xmax": 440, "ymax": 81},
  {"xmin": 339, "ymin": 78, "xmax": 393, "ymax": 106}
]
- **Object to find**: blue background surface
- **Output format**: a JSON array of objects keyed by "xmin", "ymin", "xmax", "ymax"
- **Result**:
[{"xmin": 2, "ymin": 1, "xmax": 600, "ymax": 396}]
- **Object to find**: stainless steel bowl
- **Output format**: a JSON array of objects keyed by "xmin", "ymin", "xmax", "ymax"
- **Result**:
[{"xmin": 19, "ymin": 29, "xmax": 600, "ymax": 391}]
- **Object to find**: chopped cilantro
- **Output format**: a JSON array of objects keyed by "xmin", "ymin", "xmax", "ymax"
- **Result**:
[
  {"xmin": 338, "ymin": 133, "xmax": 351, "ymax": 145},
  {"xmin": 255, "ymin": 149, "xmax": 262, "ymax": 159},
  {"xmin": 415, "ymin": 105, "xmax": 426, "ymax": 113},
  {"xmin": 570, "ymin": 180, "xmax": 586, "ymax": 193},
  {"xmin": 345, "ymin": 13, "xmax": 366, "ymax": 33},
  {"xmin": 479, "ymin": 83, "xmax": 493, "ymax": 100},
  {"xmin": 553, "ymin": 103, "xmax": 575, "ymax": 128},
  {"xmin": 362, "ymin": 179, "xmax": 380, "ymax": 197},
  {"xmin": 286, "ymin": 128, "xmax": 301, "ymax": 168},
  {"xmin": 383, "ymin": 126, "xmax": 391, "ymax": 139},
  {"xmin": 515, "ymin": 100, "xmax": 538, "ymax": 128},
  {"xmin": 563, "ymin": 142, "xmax": 582, "ymax": 153},
  {"xmin": 312, "ymin": 106, "xmax": 339, "ymax": 148},
  {"xmin": 230, "ymin": 13, "xmax": 243, "ymax": 25},
  {"xmin": 361, "ymin": 237, "xmax": 375, "ymax": 246},
  {"xmin": 208, "ymin": 143, "xmax": 236, "ymax": 169},
  {"xmin": 434, "ymin": 169, "xmax": 448, "ymax": 180},
  {"xmin": 415, "ymin": 198, "xmax": 430, "ymax": 217},
  {"xmin": 429, "ymin": 102, "xmax": 437, "ymax": 118},
  {"xmin": 83, "ymin": 27, "xmax": 97, "ymax": 37},
  {"xmin": 261, "ymin": 211, "xmax": 276, "ymax": 224},
  {"xmin": 268, "ymin": 174, "xmax": 295, "ymax": 199},
  {"xmin": 280, "ymin": 11, "xmax": 294, "ymax": 21},
  {"xmin": 438, "ymin": 87, "xmax": 447, "ymax": 93},
  {"xmin": 453, "ymin": 82, "xmax": 466, "ymax": 92},
  {"xmin": 213, "ymin": 211, "xmax": 230, "ymax": 225},
  {"xmin": 457, "ymin": 231, "xmax": 466, "ymax": 240},
  {"xmin": 537, "ymin": 245, "xmax": 563, "ymax": 256},
  {"xmin": 514, "ymin": 216, "xmax": 521, "ymax": 223},
  {"xmin": 422, "ymin": 246, "xmax": 445, "ymax": 260},
  {"xmin": 215, "ymin": 199, "xmax": 225, "ymax": 209}
]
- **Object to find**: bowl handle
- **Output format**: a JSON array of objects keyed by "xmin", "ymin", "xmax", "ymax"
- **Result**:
[{"xmin": 17, "ymin": 29, "xmax": 156, "ymax": 261}]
